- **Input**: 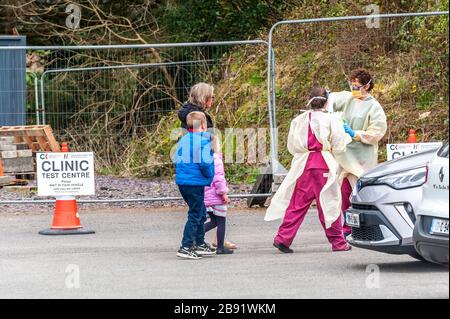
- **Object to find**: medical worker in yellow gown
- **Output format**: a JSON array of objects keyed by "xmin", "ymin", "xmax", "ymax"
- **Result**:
[{"xmin": 327, "ymin": 68, "xmax": 387, "ymax": 235}]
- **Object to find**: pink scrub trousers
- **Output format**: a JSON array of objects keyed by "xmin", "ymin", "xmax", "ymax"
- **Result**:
[
  {"xmin": 341, "ymin": 177, "xmax": 353, "ymax": 235},
  {"xmin": 274, "ymin": 168, "xmax": 349, "ymax": 251},
  {"xmin": 274, "ymin": 113, "xmax": 349, "ymax": 251}
]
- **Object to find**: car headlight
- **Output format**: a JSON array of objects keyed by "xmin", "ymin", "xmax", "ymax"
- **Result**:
[{"xmin": 371, "ymin": 166, "xmax": 427, "ymax": 190}]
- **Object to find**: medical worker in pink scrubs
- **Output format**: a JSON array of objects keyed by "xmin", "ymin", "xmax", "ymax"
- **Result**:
[{"xmin": 265, "ymin": 87, "xmax": 352, "ymax": 253}]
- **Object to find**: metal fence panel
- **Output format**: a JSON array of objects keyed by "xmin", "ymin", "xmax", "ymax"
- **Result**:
[
  {"xmin": 267, "ymin": 12, "xmax": 449, "ymax": 174},
  {"xmin": 0, "ymin": 40, "xmax": 272, "ymax": 205},
  {"xmin": 0, "ymin": 36, "xmax": 27, "ymax": 126},
  {"xmin": 36, "ymin": 41, "xmax": 269, "ymax": 177}
]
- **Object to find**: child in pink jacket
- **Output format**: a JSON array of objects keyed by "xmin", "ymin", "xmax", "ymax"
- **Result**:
[{"xmin": 204, "ymin": 144, "xmax": 235, "ymax": 255}]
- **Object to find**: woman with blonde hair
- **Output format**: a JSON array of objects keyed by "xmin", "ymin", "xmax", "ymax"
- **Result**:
[
  {"xmin": 178, "ymin": 82, "xmax": 238, "ymax": 250},
  {"xmin": 178, "ymin": 82, "xmax": 215, "ymax": 130}
]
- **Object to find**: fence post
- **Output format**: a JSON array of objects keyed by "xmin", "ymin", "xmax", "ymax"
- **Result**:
[{"xmin": 34, "ymin": 74, "xmax": 40, "ymax": 125}]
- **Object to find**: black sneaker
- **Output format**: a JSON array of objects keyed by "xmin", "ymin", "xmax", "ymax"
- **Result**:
[
  {"xmin": 176, "ymin": 246, "xmax": 202, "ymax": 260},
  {"xmin": 194, "ymin": 243, "xmax": 216, "ymax": 256},
  {"xmin": 273, "ymin": 241, "xmax": 294, "ymax": 254},
  {"xmin": 216, "ymin": 247, "xmax": 234, "ymax": 255}
]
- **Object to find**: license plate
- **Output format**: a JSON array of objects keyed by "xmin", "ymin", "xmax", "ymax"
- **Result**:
[
  {"xmin": 345, "ymin": 212, "xmax": 360, "ymax": 228},
  {"xmin": 430, "ymin": 218, "xmax": 449, "ymax": 236}
]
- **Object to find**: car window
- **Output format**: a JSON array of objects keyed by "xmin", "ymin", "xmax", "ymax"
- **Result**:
[{"xmin": 437, "ymin": 142, "xmax": 449, "ymax": 158}]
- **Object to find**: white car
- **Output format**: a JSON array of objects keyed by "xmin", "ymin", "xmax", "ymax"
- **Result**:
[
  {"xmin": 346, "ymin": 148, "xmax": 437, "ymax": 260},
  {"xmin": 413, "ymin": 141, "xmax": 449, "ymax": 265}
]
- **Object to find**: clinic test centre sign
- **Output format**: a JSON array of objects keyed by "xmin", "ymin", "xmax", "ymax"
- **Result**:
[
  {"xmin": 386, "ymin": 142, "xmax": 442, "ymax": 161},
  {"xmin": 37, "ymin": 152, "xmax": 95, "ymax": 196}
]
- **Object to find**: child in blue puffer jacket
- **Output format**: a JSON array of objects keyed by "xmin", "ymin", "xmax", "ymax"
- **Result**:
[{"xmin": 173, "ymin": 111, "xmax": 216, "ymax": 260}]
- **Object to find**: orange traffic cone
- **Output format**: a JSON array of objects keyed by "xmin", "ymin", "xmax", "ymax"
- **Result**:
[
  {"xmin": 408, "ymin": 129, "xmax": 417, "ymax": 143},
  {"xmin": 61, "ymin": 142, "xmax": 69, "ymax": 152},
  {"xmin": 0, "ymin": 155, "xmax": 3, "ymax": 176},
  {"xmin": 39, "ymin": 143, "xmax": 94, "ymax": 235}
]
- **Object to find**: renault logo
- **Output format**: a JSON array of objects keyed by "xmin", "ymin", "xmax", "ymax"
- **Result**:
[{"xmin": 439, "ymin": 167, "xmax": 445, "ymax": 183}]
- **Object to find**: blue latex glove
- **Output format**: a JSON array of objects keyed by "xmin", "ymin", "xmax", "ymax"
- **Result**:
[{"xmin": 343, "ymin": 123, "xmax": 355, "ymax": 138}]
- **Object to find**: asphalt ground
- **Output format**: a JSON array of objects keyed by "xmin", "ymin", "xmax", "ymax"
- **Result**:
[{"xmin": 0, "ymin": 207, "xmax": 448, "ymax": 299}]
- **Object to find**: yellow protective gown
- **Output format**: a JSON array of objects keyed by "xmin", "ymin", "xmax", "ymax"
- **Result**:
[
  {"xmin": 264, "ymin": 110, "xmax": 352, "ymax": 228},
  {"xmin": 327, "ymin": 91, "xmax": 387, "ymax": 186}
]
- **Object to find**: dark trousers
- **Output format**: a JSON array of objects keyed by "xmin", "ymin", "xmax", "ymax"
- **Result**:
[
  {"xmin": 178, "ymin": 185, "xmax": 207, "ymax": 248},
  {"xmin": 204, "ymin": 212, "xmax": 226, "ymax": 249}
]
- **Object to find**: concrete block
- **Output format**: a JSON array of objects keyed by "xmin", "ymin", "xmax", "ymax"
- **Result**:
[
  {"xmin": 17, "ymin": 150, "xmax": 32, "ymax": 157},
  {"xmin": 2, "ymin": 157, "xmax": 34, "ymax": 173},
  {"xmin": 1, "ymin": 151, "xmax": 17, "ymax": 159},
  {"xmin": 0, "ymin": 136, "xmax": 15, "ymax": 143},
  {"xmin": 0, "ymin": 144, "xmax": 17, "ymax": 151},
  {"xmin": 14, "ymin": 143, "xmax": 29, "ymax": 150}
]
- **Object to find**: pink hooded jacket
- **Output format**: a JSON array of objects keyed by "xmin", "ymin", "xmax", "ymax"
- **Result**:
[{"xmin": 204, "ymin": 153, "xmax": 229, "ymax": 207}]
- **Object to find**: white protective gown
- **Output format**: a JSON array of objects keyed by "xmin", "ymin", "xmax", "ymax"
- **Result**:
[
  {"xmin": 327, "ymin": 91, "xmax": 387, "ymax": 186},
  {"xmin": 264, "ymin": 110, "xmax": 351, "ymax": 228}
]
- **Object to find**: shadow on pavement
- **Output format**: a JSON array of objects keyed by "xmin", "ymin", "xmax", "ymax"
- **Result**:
[{"xmin": 351, "ymin": 261, "xmax": 449, "ymax": 273}]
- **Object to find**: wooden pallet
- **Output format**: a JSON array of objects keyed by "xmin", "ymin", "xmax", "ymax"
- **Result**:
[
  {"xmin": 0, "ymin": 178, "xmax": 29, "ymax": 187},
  {"xmin": 0, "ymin": 175, "xmax": 15, "ymax": 187},
  {"xmin": 0, "ymin": 125, "xmax": 60, "ymax": 152}
]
